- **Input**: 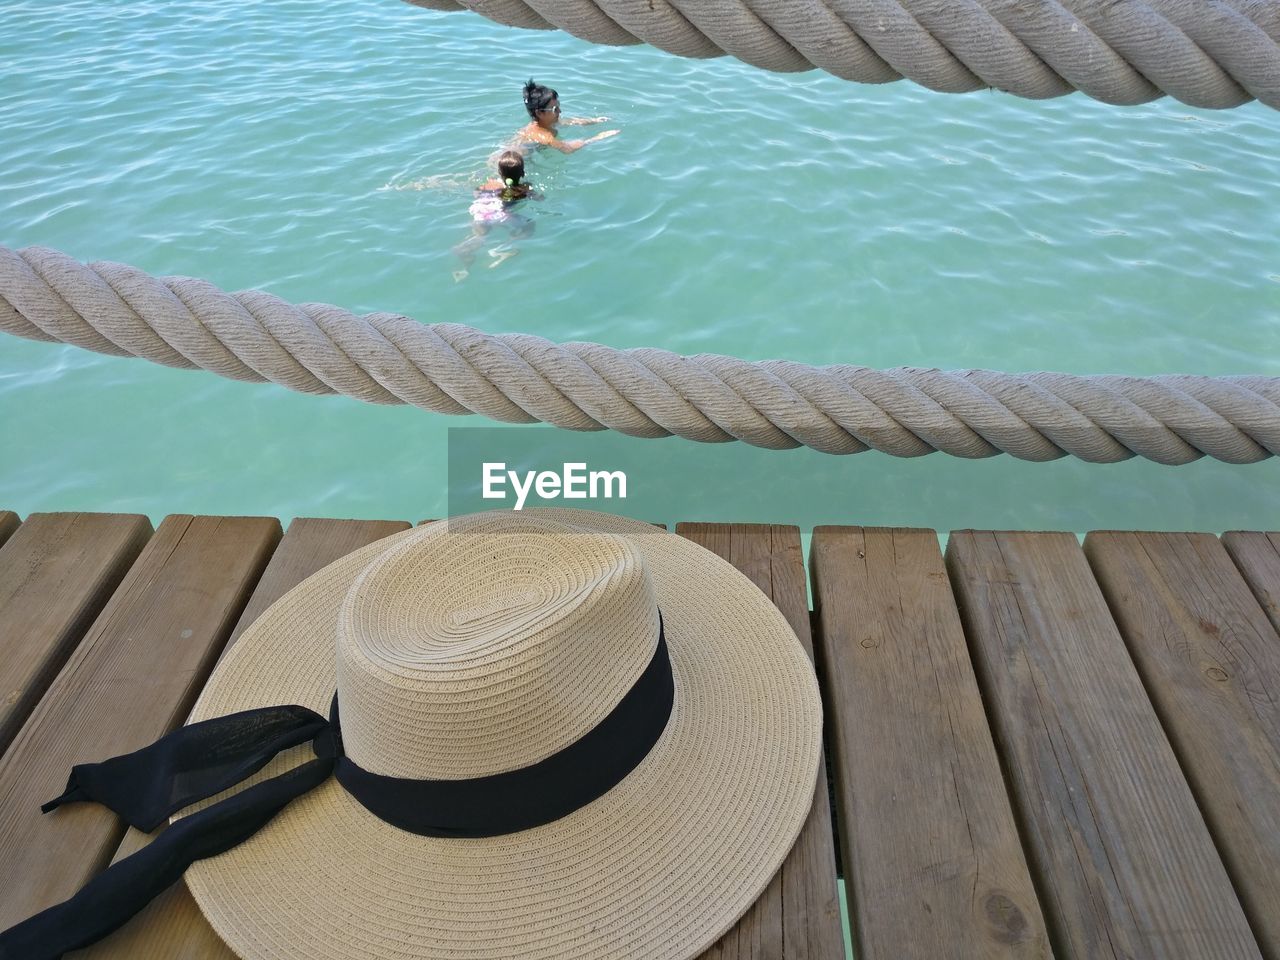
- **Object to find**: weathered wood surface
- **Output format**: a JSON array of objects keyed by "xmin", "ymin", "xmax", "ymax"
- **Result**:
[
  {"xmin": 0, "ymin": 512, "xmax": 18, "ymax": 549},
  {"xmin": 1085, "ymin": 531, "xmax": 1280, "ymax": 959},
  {"xmin": 677, "ymin": 523, "xmax": 845, "ymax": 960},
  {"xmin": 0, "ymin": 513, "xmax": 152, "ymax": 756},
  {"xmin": 1223, "ymin": 531, "xmax": 1280, "ymax": 637},
  {"xmin": 4, "ymin": 515, "xmax": 1280, "ymax": 960},
  {"xmin": 810, "ymin": 526, "xmax": 1048, "ymax": 959},
  {"xmin": 75, "ymin": 517, "xmax": 412, "ymax": 960},
  {"xmin": 947, "ymin": 531, "xmax": 1261, "ymax": 960},
  {"xmin": 0, "ymin": 515, "xmax": 280, "ymax": 931}
]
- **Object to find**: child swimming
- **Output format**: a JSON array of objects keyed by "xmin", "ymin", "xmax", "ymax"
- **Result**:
[
  {"xmin": 452, "ymin": 150, "xmax": 540, "ymax": 281},
  {"xmin": 469, "ymin": 150, "xmax": 534, "ymax": 224}
]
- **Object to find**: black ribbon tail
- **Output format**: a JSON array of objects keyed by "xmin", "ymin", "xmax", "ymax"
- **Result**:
[
  {"xmin": 0, "ymin": 756, "xmax": 334, "ymax": 960},
  {"xmin": 40, "ymin": 781, "xmax": 88, "ymax": 812},
  {"xmin": 39, "ymin": 705, "xmax": 328, "ymax": 831},
  {"xmin": 0, "ymin": 614, "xmax": 674, "ymax": 958}
]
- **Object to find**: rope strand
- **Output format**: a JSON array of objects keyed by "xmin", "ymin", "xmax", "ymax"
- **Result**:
[
  {"xmin": 401, "ymin": 0, "xmax": 1280, "ymax": 109},
  {"xmin": 1, "ymin": 244, "xmax": 1277, "ymax": 464}
]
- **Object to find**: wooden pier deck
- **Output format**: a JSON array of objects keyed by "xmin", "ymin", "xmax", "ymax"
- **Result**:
[{"xmin": 1, "ymin": 512, "xmax": 1278, "ymax": 959}]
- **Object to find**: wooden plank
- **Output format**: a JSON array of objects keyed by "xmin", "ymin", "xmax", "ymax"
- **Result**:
[
  {"xmin": 0, "ymin": 511, "xmax": 19, "ymax": 548},
  {"xmin": 676, "ymin": 523, "xmax": 844, "ymax": 960},
  {"xmin": 0, "ymin": 513, "xmax": 152, "ymax": 756},
  {"xmin": 226, "ymin": 517, "xmax": 411, "ymax": 648},
  {"xmin": 947, "ymin": 531, "xmax": 1261, "ymax": 960},
  {"xmin": 1084, "ymin": 532, "xmax": 1280, "ymax": 959},
  {"xmin": 1222, "ymin": 531, "xmax": 1280, "ymax": 637},
  {"xmin": 76, "ymin": 517, "xmax": 411, "ymax": 960},
  {"xmin": 810, "ymin": 526, "xmax": 1049, "ymax": 959},
  {"xmin": 0, "ymin": 515, "xmax": 280, "ymax": 931}
]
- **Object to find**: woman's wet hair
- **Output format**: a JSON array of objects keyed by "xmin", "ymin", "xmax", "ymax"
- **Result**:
[
  {"xmin": 523, "ymin": 79, "xmax": 557, "ymax": 119},
  {"xmin": 497, "ymin": 150, "xmax": 525, "ymax": 184}
]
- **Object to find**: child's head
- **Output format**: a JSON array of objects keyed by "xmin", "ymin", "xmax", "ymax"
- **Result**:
[
  {"xmin": 497, "ymin": 149, "xmax": 525, "ymax": 186},
  {"xmin": 523, "ymin": 79, "xmax": 558, "ymax": 119}
]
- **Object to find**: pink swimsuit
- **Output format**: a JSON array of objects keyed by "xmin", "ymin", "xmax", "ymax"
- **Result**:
[{"xmin": 469, "ymin": 192, "xmax": 511, "ymax": 224}]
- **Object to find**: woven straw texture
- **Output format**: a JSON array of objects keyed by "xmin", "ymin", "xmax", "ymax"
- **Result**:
[
  {"xmin": 182, "ymin": 509, "xmax": 824, "ymax": 960},
  {"xmin": 336, "ymin": 516, "xmax": 662, "ymax": 779}
]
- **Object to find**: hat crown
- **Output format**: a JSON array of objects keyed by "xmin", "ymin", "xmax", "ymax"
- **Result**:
[{"xmin": 335, "ymin": 515, "xmax": 661, "ymax": 779}]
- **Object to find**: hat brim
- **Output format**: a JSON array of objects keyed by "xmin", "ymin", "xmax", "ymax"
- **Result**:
[{"xmin": 183, "ymin": 509, "xmax": 823, "ymax": 960}]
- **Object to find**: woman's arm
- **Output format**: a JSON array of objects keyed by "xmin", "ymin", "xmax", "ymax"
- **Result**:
[
  {"xmin": 562, "ymin": 116, "xmax": 609, "ymax": 126},
  {"xmin": 538, "ymin": 128, "xmax": 621, "ymax": 153}
]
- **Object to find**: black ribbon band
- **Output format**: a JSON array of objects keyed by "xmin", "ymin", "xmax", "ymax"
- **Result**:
[{"xmin": 0, "ymin": 616, "xmax": 673, "ymax": 960}]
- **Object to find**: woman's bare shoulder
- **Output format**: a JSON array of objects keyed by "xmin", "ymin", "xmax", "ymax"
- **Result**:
[{"xmin": 518, "ymin": 123, "xmax": 556, "ymax": 145}]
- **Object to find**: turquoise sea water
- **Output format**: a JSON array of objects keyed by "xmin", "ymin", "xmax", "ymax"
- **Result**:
[{"xmin": 2, "ymin": 0, "xmax": 1279, "ymax": 537}]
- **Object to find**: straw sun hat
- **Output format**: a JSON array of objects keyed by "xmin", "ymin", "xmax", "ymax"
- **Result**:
[{"xmin": 5, "ymin": 509, "xmax": 823, "ymax": 960}]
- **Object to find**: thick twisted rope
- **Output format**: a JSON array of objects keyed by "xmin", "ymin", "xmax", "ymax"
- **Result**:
[
  {"xmin": 403, "ymin": 0, "xmax": 1280, "ymax": 110},
  {"xmin": 2, "ymin": 244, "xmax": 1278, "ymax": 464}
]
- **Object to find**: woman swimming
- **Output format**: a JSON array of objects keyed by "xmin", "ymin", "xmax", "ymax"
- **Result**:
[{"xmin": 517, "ymin": 79, "xmax": 619, "ymax": 154}]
